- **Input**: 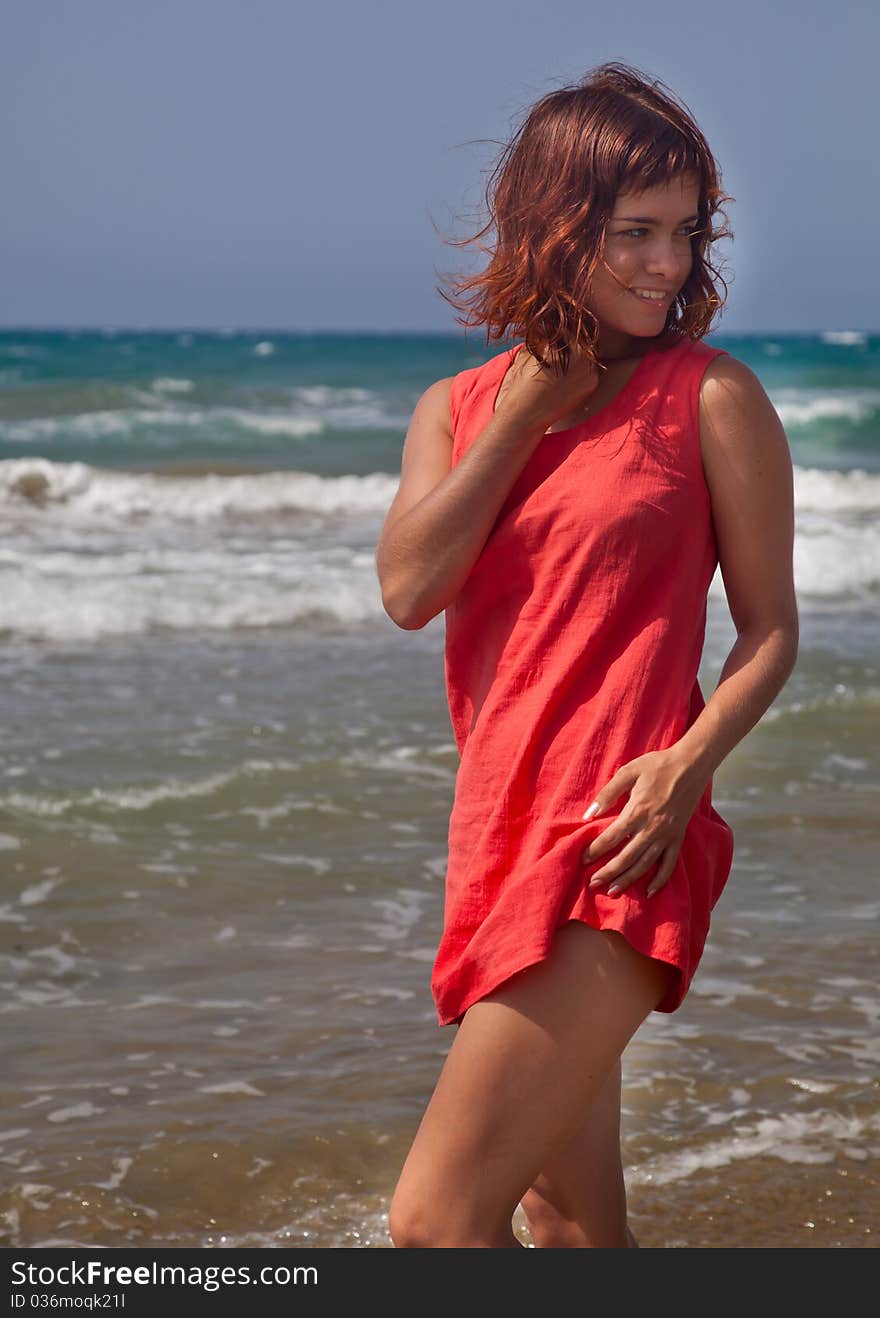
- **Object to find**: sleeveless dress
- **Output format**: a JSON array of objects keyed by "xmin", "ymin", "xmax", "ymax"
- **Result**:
[{"xmin": 431, "ymin": 333, "xmax": 735, "ymax": 1028}]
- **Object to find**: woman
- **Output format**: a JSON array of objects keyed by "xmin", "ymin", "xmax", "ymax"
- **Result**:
[{"xmin": 374, "ymin": 62, "xmax": 798, "ymax": 1248}]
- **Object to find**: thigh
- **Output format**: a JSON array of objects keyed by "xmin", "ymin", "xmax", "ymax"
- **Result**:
[
  {"xmin": 519, "ymin": 1058, "xmax": 628, "ymax": 1245},
  {"xmin": 392, "ymin": 921, "xmax": 671, "ymax": 1237}
]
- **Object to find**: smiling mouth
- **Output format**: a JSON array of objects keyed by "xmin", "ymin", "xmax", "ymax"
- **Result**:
[{"xmin": 628, "ymin": 287, "xmax": 672, "ymax": 303}]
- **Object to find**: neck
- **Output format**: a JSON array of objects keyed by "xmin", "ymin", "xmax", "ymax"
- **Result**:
[{"xmin": 595, "ymin": 329, "xmax": 669, "ymax": 365}]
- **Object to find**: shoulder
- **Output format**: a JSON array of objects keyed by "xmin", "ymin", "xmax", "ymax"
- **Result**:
[
  {"xmin": 411, "ymin": 344, "xmax": 516, "ymax": 434},
  {"xmin": 430, "ymin": 345, "xmax": 517, "ymax": 437},
  {"xmin": 698, "ymin": 350, "xmax": 772, "ymax": 424},
  {"xmin": 696, "ymin": 350, "xmax": 789, "ymax": 473},
  {"xmin": 381, "ymin": 375, "xmax": 457, "ymax": 547},
  {"xmin": 418, "ymin": 374, "xmax": 455, "ymax": 408},
  {"xmin": 692, "ymin": 350, "xmax": 798, "ymax": 636},
  {"xmin": 409, "ymin": 375, "xmax": 455, "ymax": 437},
  {"xmin": 699, "ymin": 349, "xmax": 764, "ymax": 399}
]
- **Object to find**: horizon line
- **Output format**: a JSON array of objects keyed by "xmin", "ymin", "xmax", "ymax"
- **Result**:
[{"xmin": 0, "ymin": 325, "xmax": 875, "ymax": 338}]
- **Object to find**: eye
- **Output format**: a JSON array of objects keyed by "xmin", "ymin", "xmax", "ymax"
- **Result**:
[{"xmin": 619, "ymin": 226, "xmax": 702, "ymax": 239}]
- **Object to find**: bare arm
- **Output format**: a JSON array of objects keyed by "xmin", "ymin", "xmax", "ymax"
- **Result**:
[
  {"xmin": 375, "ymin": 376, "xmax": 548, "ymax": 629},
  {"xmin": 671, "ymin": 354, "xmax": 800, "ymax": 786},
  {"xmin": 574, "ymin": 355, "xmax": 800, "ymax": 896}
]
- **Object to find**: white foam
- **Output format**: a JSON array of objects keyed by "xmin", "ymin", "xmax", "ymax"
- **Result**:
[
  {"xmin": 29, "ymin": 946, "xmax": 78, "ymax": 975},
  {"xmin": 784, "ymin": 467, "xmax": 880, "ymax": 597},
  {"xmin": 772, "ymin": 388, "xmax": 879, "ymax": 428},
  {"xmin": 363, "ymin": 889, "xmax": 432, "ymax": 942},
  {"xmin": 763, "ymin": 685, "xmax": 880, "ymax": 723},
  {"xmin": 18, "ymin": 878, "xmax": 61, "ymax": 905},
  {"xmin": 294, "ymin": 385, "xmax": 373, "ymax": 406},
  {"xmin": 342, "ymin": 746, "xmax": 456, "ymax": 783},
  {"xmin": 0, "ymin": 448, "xmax": 875, "ymax": 647},
  {"xmin": 627, "ymin": 1109, "xmax": 880, "ymax": 1186},
  {"xmin": 794, "ymin": 465, "xmax": 880, "ymax": 512},
  {"xmin": 199, "ymin": 1081, "xmax": 266, "ymax": 1096},
  {"xmin": 0, "ymin": 458, "xmax": 394, "ymax": 637},
  {"xmin": 91, "ymin": 1156, "xmax": 133, "ymax": 1190},
  {"xmin": 230, "ymin": 410, "xmax": 323, "ymax": 436},
  {"xmin": 689, "ymin": 975, "xmax": 765, "ymax": 1007},
  {"xmin": 0, "ymin": 458, "xmax": 398, "ymax": 520},
  {"xmin": 794, "ymin": 522, "xmax": 879, "ymax": 596},
  {"xmin": 0, "ymin": 560, "xmax": 385, "ymax": 639},
  {"xmin": 0, "ymin": 758, "xmax": 301, "ymax": 816},
  {"xmin": 0, "ymin": 405, "xmax": 324, "ymax": 444},
  {"xmin": 819, "ymin": 330, "xmax": 868, "ymax": 346},
  {"xmin": 46, "ymin": 1102, "xmax": 105, "ymax": 1123}
]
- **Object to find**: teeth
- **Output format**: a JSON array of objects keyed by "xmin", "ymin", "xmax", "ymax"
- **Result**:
[{"xmin": 631, "ymin": 289, "xmax": 667, "ymax": 301}]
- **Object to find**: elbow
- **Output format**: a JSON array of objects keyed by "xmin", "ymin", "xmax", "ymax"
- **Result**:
[
  {"xmin": 781, "ymin": 607, "xmax": 800, "ymax": 667},
  {"xmin": 376, "ymin": 552, "xmax": 444, "ymax": 630},
  {"xmin": 788, "ymin": 622, "xmax": 800, "ymax": 665},
  {"xmin": 376, "ymin": 551, "xmax": 419, "ymax": 629},
  {"xmin": 739, "ymin": 616, "xmax": 799, "ymax": 670},
  {"xmin": 382, "ymin": 587, "xmax": 440, "ymax": 631},
  {"xmin": 383, "ymin": 600, "xmax": 427, "ymax": 631},
  {"xmin": 774, "ymin": 622, "xmax": 801, "ymax": 666},
  {"xmin": 737, "ymin": 598, "xmax": 799, "ymax": 653},
  {"xmin": 379, "ymin": 580, "xmax": 430, "ymax": 631}
]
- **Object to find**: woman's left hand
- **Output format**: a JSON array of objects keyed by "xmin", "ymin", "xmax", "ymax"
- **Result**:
[{"xmin": 580, "ymin": 749, "xmax": 707, "ymax": 898}]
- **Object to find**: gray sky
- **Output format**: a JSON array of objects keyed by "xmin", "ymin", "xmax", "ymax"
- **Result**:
[{"xmin": 3, "ymin": 0, "xmax": 876, "ymax": 334}]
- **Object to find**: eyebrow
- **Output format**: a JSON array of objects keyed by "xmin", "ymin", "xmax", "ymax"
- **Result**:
[{"xmin": 614, "ymin": 213, "xmax": 700, "ymax": 224}]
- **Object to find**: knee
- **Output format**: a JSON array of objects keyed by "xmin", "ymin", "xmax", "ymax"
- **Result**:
[
  {"xmin": 388, "ymin": 1194, "xmax": 434, "ymax": 1248},
  {"xmin": 389, "ymin": 1188, "xmax": 459, "ymax": 1248},
  {"xmin": 389, "ymin": 1190, "xmax": 506, "ymax": 1249}
]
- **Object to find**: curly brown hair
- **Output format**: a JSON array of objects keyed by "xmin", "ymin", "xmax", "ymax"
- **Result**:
[{"xmin": 435, "ymin": 62, "xmax": 734, "ymax": 374}]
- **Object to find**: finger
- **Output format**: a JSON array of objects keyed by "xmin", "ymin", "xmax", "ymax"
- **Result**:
[
  {"xmin": 581, "ymin": 763, "xmax": 632, "ymax": 822},
  {"xmin": 590, "ymin": 837, "xmax": 664, "ymax": 890},
  {"xmin": 581, "ymin": 820, "xmax": 635, "ymax": 865},
  {"xmin": 605, "ymin": 843, "xmax": 666, "ymax": 894},
  {"xmin": 646, "ymin": 848, "xmax": 679, "ymax": 898}
]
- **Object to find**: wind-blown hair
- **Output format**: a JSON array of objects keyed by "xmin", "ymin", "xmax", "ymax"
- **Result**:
[{"xmin": 435, "ymin": 62, "xmax": 734, "ymax": 373}]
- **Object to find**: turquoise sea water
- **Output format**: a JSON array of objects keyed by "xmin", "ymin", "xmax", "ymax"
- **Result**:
[
  {"xmin": 2, "ymin": 327, "xmax": 879, "ymax": 477},
  {"xmin": 0, "ymin": 328, "xmax": 877, "ymax": 1247}
]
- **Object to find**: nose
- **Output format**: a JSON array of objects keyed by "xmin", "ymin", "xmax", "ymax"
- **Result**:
[{"xmin": 643, "ymin": 237, "xmax": 691, "ymax": 278}]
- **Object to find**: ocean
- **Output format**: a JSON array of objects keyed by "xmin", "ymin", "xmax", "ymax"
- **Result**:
[{"xmin": 1, "ymin": 327, "xmax": 877, "ymax": 1248}]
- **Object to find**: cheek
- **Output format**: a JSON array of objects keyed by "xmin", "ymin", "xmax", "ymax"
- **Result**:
[
  {"xmin": 603, "ymin": 247, "xmax": 635, "ymax": 274},
  {"xmin": 592, "ymin": 255, "xmax": 635, "ymax": 298}
]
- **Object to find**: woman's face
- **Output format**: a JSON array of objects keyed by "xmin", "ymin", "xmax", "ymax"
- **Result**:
[{"xmin": 587, "ymin": 174, "xmax": 701, "ymax": 359}]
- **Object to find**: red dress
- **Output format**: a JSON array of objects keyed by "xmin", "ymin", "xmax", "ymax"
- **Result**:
[{"xmin": 432, "ymin": 334, "xmax": 735, "ymax": 1027}]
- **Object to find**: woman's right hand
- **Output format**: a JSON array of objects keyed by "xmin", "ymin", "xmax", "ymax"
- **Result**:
[{"xmin": 494, "ymin": 343, "xmax": 604, "ymax": 432}]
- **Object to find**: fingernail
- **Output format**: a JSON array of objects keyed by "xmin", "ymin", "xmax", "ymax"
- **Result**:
[
  {"xmin": 607, "ymin": 884, "xmax": 622, "ymax": 895},
  {"xmin": 582, "ymin": 801, "xmax": 600, "ymax": 821}
]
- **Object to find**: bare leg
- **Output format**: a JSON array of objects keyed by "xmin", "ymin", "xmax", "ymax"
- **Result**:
[
  {"xmin": 389, "ymin": 921, "xmax": 671, "ymax": 1248},
  {"xmin": 519, "ymin": 1058, "xmax": 636, "ymax": 1247}
]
